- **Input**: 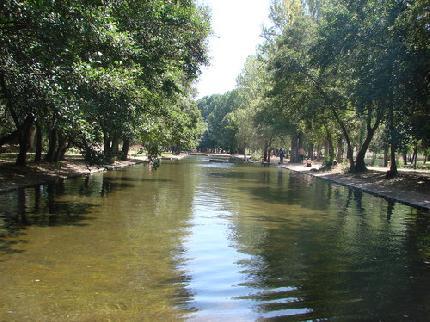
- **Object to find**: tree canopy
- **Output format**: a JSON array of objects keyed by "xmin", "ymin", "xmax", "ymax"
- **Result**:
[
  {"xmin": 0, "ymin": 0, "xmax": 210, "ymax": 165},
  {"xmin": 198, "ymin": 0, "xmax": 429, "ymax": 173}
]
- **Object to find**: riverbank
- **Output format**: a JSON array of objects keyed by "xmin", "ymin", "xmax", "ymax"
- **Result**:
[
  {"xmin": 0, "ymin": 153, "xmax": 188, "ymax": 193},
  {"xmin": 282, "ymin": 163, "xmax": 430, "ymax": 210},
  {"xmin": 0, "ymin": 158, "xmax": 144, "ymax": 193}
]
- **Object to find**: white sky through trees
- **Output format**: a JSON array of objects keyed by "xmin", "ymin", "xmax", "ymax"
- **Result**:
[{"xmin": 196, "ymin": 0, "xmax": 271, "ymax": 98}]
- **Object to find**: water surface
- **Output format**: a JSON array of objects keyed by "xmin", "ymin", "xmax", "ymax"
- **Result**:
[{"xmin": 0, "ymin": 157, "xmax": 429, "ymax": 321}]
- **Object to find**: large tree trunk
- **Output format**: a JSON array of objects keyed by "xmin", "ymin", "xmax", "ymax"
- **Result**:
[
  {"xmin": 388, "ymin": 143, "xmax": 398, "ymax": 177},
  {"xmin": 298, "ymin": 133, "xmax": 304, "ymax": 162},
  {"xmin": 111, "ymin": 136, "xmax": 120, "ymax": 156},
  {"xmin": 354, "ymin": 150, "xmax": 368, "ymax": 173},
  {"xmin": 16, "ymin": 115, "xmax": 35, "ymax": 166},
  {"xmin": 354, "ymin": 131, "xmax": 376, "ymax": 172},
  {"xmin": 402, "ymin": 153, "xmax": 407, "ymax": 165},
  {"xmin": 346, "ymin": 144, "xmax": 354, "ymax": 171},
  {"xmin": 387, "ymin": 105, "xmax": 398, "ymax": 178},
  {"xmin": 383, "ymin": 144, "xmax": 389, "ymax": 167},
  {"xmin": 290, "ymin": 134, "xmax": 302, "ymax": 163},
  {"xmin": 54, "ymin": 134, "xmax": 67, "ymax": 162},
  {"xmin": 263, "ymin": 142, "xmax": 269, "ymax": 162},
  {"xmin": 103, "ymin": 132, "xmax": 111, "ymax": 159},
  {"xmin": 121, "ymin": 137, "xmax": 130, "ymax": 161},
  {"xmin": 34, "ymin": 124, "xmax": 43, "ymax": 163},
  {"xmin": 45, "ymin": 128, "xmax": 58, "ymax": 162},
  {"xmin": 308, "ymin": 143, "xmax": 314, "ymax": 161},
  {"xmin": 412, "ymin": 143, "xmax": 418, "ymax": 169},
  {"xmin": 58, "ymin": 141, "xmax": 70, "ymax": 161},
  {"xmin": 352, "ymin": 109, "xmax": 383, "ymax": 173},
  {"xmin": 336, "ymin": 137, "xmax": 344, "ymax": 163},
  {"xmin": 290, "ymin": 136, "xmax": 297, "ymax": 162},
  {"xmin": 28, "ymin": 125, "xmax": 36, "ymax": 151},
  {"xmin": 324, "ymin": 127, "xmax": 334, "ymax": 163}
]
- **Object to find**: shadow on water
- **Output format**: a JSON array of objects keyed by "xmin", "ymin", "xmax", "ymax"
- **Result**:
[
  {"xmin": 108, "ymin": 176, "xmax": 173, "ymax": 183},
  {"xmin": 0, "ymin": 180, "xmax": 96, "ymax": 257},
  {"xmin": 237, "ymin": 168, "xmax": 427, "ymax": 221},
  {"xmin": 239, "ymin": 171, "xmax": 334, "ymax": 212},
  {"xmin": 73, "ymin": 175, "xmax": 135, "ymax": 197},
  {"xmin": 0, "ymin": 162, "xmax": 201, "ymax": 320},
  {"xmin": 208, "ymin": 171, "xmax": 251, "ymax": 180},
  {"xmin": 100, "ymin": 178, "xmax": 135, "ymax": 197},
  {"xmin": 220, "ymin": 167, "xmax": 430, "ymax": 320},
  {"xmin": 75, "ymin": 174, "xmax": 173, "ymax": 198}
]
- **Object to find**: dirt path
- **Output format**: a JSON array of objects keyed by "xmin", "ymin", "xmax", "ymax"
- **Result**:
[
  {"xmin": 0, "ymin": 157, "xmax": 150, "ymax": 193},
  {"xmin": 282, "ymin": 163, "xmax": 430, "ymax": 210}
]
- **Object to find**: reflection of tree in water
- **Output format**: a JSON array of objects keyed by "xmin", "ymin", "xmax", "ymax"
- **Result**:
[
  {"xmin": 400, "ymin": 206, "xmax": 430, "ymax": 317},
  {"xmin": 0, "ymin": 162, "xmax": 201, "ymax": 319},
  {"xmin": 84, "ymin": 162, "xmax": 200, "ymax": 317},
  {"xmin": 236, "ymin": 169, "xmax": 335, "ymax": 212},
  {"xmin": 106, "ymin": 162, "xmax": 199, "ymax": 315},
  {"xmin": 0, "ymin": 182, "xmax": 95, "ymax": 256},
  {"xmin": 386, "ymin": 199, "xmax": 395, "ymax": 221},
  {"xmin": 223, "ymin": 168, "xmax": 430, "ymax": 320}
]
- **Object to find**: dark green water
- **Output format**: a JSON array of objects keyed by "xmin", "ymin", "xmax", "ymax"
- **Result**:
[{"xmin": 0, "ymin": 156, "xmax": 429, "ymax": 321}]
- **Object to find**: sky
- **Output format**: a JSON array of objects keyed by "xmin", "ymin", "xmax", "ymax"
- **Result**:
[{"xmin": 196, "ymin": 0, "xmax": 272, "ymax": 98}]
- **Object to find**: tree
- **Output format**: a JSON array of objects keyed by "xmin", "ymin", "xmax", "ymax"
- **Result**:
[
  {"xmin": 198, "ymin": 91, "xmax": 241, "ymax": 153},
  {"xmin": 0, "ymin": 0, "xmax": 210, "ymax": 165}
]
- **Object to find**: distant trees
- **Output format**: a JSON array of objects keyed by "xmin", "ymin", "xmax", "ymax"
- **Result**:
[
  {"xmin": 198, "ymin": 0, "xmax": 429, "ymax": 173},
  {"xmin": 197, "ymin": 91, "xmax": 241, "ymax": 153},
  {"xmin": 0, "ymin": 0, "xmax": 209, "ymax": 165}
]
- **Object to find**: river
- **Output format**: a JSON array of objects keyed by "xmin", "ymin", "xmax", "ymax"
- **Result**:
[{"xmin": 0, "ymin": 156, "xmax": 429, "ymax": 321}]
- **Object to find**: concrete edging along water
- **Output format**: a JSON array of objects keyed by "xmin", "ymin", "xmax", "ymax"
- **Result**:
[{"xmin": 281, "ymin": 164, "xmax": 430, "ymax": 211}]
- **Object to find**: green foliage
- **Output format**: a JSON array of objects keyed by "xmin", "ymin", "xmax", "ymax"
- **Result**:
[
  {"xmin": 200, "ymin": 0, "xmax": 429, "ymax": 171},
  {"xmin": 198, "ymin": 91, "xmax": 242, "ymax": 152},
  {"xmin": 0, "ymin": 0, "xmax": 210, "ymax": 165}
]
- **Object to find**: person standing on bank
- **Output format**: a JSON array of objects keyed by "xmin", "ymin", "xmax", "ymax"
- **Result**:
[{"xmin": 279, "ymin": 148, "xmax": 285, "ymax": 164}]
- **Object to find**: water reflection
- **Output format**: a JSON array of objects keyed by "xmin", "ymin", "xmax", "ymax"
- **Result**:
[
  {"xmin": 183, "ymin": 161, "xmax": 430, "ymax": 320},
  {"xmin": 0, "ymin": 158, "xmax": 429, "ymax": 321},
  {"xmin": 0, "ymin": 182, "xmax": 95, "ymax": 256},
  {"xmin": 0, "ymin": 164, "xmax": 199, "ymax": 320}
]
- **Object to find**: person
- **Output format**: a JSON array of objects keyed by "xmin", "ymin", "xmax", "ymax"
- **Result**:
[{"xmin": 279, "ymin": 148, "xmax": 285, "ymax": 164}]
